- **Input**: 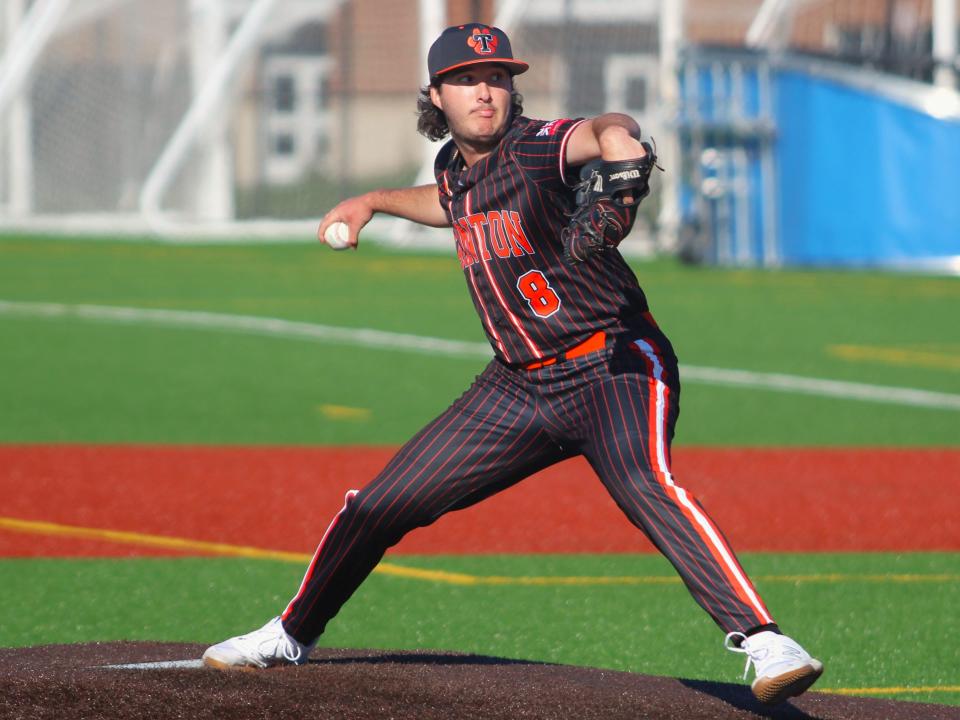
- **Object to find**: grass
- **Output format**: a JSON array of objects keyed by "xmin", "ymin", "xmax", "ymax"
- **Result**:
[
  {"xmin": 1, "ymin": 234, "xmax": 958, "ymax": 707},
  {"xmin": 1, "ymin": 235, "xmax": 958, "ymax": 445},
  {"xmin": 234, "ymin": 168, "xmax": 420, "ymax": 219},
  {"xmin": 2, "ymin": 552, "xmax": 958, "ymax": 705}
]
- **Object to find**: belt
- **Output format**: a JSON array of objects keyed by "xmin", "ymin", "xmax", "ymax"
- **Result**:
[{"xmin": 523, "ymin": 330, "xmax": 607, "ymax": 370}]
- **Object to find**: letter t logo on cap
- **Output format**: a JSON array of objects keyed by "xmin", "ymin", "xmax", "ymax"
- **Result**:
[{"xmin": 468, "ymin": 28, "xmax": 498, "ymax": 55}]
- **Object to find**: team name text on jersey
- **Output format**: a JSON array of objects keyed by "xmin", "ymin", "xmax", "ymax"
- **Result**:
[{"xmin": 453, "ymin": 210, "xmax": 534, "ymax": 269}]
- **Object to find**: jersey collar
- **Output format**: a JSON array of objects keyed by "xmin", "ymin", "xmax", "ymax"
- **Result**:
[{"xmin": 434, "ymin": 115, "xmax": 527, "ymax": 195}]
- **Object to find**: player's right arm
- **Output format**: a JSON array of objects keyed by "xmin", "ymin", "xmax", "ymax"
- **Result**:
[{"xmin": 317, "ymin": 184, "xmax": 450, "ymax": 248}]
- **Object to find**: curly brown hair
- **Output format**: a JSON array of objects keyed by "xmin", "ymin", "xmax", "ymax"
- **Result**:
[{"xmin": 416, "ymin": 82, "xmax": 524, "ymax": 141}]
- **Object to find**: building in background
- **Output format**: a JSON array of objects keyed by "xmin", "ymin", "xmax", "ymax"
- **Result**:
[
  {"xmin": 675, "ymin": 0, "xmax": 959, "ymax": 270},
  {"xmin": 1, "ymin": 0, "xmax": 957, "ymax": 267},
  {"xmin": 257, "ymin": 22, "xmax": 332, "ymax": 185},
  {"xmin": 687, "ymin": 0, "xmax": 954, "ymax": 84},
  {"xmin": 247, "ymin": 0, "xmax": 663, "ymax": 195}
]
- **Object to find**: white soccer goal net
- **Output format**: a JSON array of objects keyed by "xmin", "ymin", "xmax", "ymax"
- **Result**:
[
  {"xmin": 1, "ymin": 0, "xmax": 337, "ymax": 239},
  {"xmin": 4, "ymin": 0, "xmax": 951, "ymax": 245},
  {"xmin": 0, "ymin": 0, "xmax": 680, "ymax": 246}
]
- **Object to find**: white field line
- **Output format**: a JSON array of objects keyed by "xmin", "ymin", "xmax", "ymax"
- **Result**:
[
  {"xmin": 678, "ymin": 365, "xmax": 960, "ymax": 410},
  {"xmin": 0, "ymin": 299, "xmax": 490, "ymax": 358},
  {"xmin": 104, "ymin": 659, "xmax": 205, "ymax": 670},
  {"xmin": 3, "ymin": 299, "xmax": 960, "ymax": 411}
]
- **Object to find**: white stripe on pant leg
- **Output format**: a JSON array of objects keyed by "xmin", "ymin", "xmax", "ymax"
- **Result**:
[
  {"xmin": 633, "ymin": 340, "xmax": 773, "ymax": 625},
  {"xmin": 282, "ymin": 489, "xmax": 359, "ymax": 620}
]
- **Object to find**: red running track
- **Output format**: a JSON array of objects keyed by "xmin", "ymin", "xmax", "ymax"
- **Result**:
[{"xmin": 0, "ymin": 445, "xmax": 957, "ymax": 557}]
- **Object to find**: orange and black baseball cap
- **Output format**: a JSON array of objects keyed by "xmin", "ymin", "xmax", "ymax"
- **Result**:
[{"xmin": 428, "ymin": 23, "xmax": 529, "ymax": 81}]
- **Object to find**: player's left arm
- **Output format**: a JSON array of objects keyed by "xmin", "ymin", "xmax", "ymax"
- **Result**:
[
  {"xmin": 564, "ymin": 113, "xmax": 647, "ymax": 164},
  {"xmin": 560, "ymin": 113, "xmax": 660, "ymax": 264}
]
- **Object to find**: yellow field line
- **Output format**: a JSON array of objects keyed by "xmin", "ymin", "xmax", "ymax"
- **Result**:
[
  {"xmin": 2, "ymin": 516, "xmax": 959, "ymax": 587},
  {"xmin": 0, "ymin": 516, "xmax": 312, "ymax": 564},
  {"xmin": 821, "ymin": 685, "xmax": 960, "ymax": 696},
  {"xmin": 828, "ymin": 344, "xmax": 960, "ymax": 371},
  {"xmin": 3, "ymin": 517, "xmax": 959, "ymax": 697},
  {"xmin": 374, "ymin": 562, "xmax": 682, "ymax": 586},
  {"xmin": 752, "ymin": 572, "xmax": 960, "ymax": 584},
  {"xmin": 317, "ymin": 404, "xmax": 372, "ymax": 421}
]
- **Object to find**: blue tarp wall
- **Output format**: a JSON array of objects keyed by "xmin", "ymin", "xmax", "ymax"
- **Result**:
[{"xmin": 774, "ymin": 67, "xmax": 960, "ymax": 269}]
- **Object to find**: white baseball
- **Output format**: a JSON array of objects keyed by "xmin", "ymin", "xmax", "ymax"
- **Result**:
[{"xmin": 323, "ymin": 221, "xmax": 351, "ymax": 250}]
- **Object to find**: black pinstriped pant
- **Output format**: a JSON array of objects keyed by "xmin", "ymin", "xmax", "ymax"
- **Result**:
[{"xmin": 282, "ymin": 323, "xmax": 774, "ymax": 644}]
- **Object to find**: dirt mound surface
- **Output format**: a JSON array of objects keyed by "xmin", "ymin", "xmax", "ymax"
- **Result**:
[{"xmin": 1, "ymin": 643, "xmax": 956, "ymax": 720}]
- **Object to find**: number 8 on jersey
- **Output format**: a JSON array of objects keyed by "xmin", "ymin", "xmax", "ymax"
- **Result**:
[{"xmin": 517, "ymin": 269, "xmax": 562, "ymax": 318}]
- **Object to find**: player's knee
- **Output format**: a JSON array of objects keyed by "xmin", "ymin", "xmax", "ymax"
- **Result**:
[
  {"xmin": 346, "ymin": 491, "xmax": 424, "ymax": 543},
  {"xmin": 345, "ymin": 493, "xmax": 383, "ymax": 527}
]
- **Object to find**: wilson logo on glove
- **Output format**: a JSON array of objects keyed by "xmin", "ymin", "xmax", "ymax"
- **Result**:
[{"xmin": 562, "ymin": 142, "xmax": 661, "ymax": 265}]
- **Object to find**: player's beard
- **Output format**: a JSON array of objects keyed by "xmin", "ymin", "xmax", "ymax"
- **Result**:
[{"xmin": 447, "ymin": 109, "xmax": 512, "ymax": 157}]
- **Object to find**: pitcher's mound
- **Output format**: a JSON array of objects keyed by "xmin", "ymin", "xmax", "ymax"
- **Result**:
[{"xmin": 2, "ymin": 643, "xmax": 956, "ymax": 720}]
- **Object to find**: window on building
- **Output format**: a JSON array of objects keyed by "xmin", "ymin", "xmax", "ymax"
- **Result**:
[
  {"xmin": 605, "ymin": 54, "xmax": 657, "ymax": 117},
  {"xmin": 273, "ymin": 133, "xmax": 295, "ymax": 156},
  {"xmin": 624, "ymin": 76, "xmax": 648, "ymax": 113},
  {"xmin": 315, "ymin": 133, "xmax": 330, "ymax": 157},
  {"xmin": 273, "ymin": 75, "xmax": 296, "ymax": 113},
  {"xmin": 315, "ymin": 75, "xmax": 329, "ymax": 110}
]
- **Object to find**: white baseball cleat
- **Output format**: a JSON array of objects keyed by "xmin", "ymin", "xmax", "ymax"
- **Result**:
[
  {"xmin": 202, "ymin": 617, "xmax": 312, "ymax": 670},
  {"xmin": 725, "ymin": 630, "xmax": 824, "ymax": 705}
]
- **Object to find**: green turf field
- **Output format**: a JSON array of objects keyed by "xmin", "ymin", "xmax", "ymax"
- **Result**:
[
  {"xmin": 1, "ymin": 235, "xmax": 959, "ymax": 705},
  {"xmin": 1, "ymin": 553, "xmax": 958, "ymax": 705},
  {"xmin": 1, "ymin": 236, "xmax": 958, "ymax": 445}
]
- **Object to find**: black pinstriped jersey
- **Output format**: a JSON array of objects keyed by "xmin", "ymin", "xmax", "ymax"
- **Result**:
[{"xmin": 434, "ymin": 115, "xmax": 650, "ymax": 366}]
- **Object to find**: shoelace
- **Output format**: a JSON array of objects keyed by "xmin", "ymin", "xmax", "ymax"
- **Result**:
[
  {"xmin": 275, "ymin": 634, "xmax": 305, "ymax": 663},
  {"xmin": 724, "ymin": 631, "xmax": 757, "ymax": 680},
  {"xmin": 245, "ymin": 619, "xmax": 305, "ymax": 664}
]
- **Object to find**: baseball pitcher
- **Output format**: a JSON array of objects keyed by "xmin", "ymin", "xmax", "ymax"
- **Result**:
[{"xmin": 203, "ymin": 23, "xmax": 823, "ymax": 706}]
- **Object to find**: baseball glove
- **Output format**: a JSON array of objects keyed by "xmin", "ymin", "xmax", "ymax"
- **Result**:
[{"xmin": 562, "ymin": 142, "xmax": 660, "ymax": 265}]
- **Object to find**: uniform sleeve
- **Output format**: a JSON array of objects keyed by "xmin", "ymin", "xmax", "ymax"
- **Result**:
[
  {"xmin": 510, "ymin": 117, "xmax": 587, "ymax": 190},
  {"xmin": 432, "ymin": 139, "xmax": 457, "ymax": 218}
]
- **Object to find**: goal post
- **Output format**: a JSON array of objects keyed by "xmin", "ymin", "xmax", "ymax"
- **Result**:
[
  {"xmin": 2, "ymin": 0, "xmax": 957, "ymax": 267},
  {"xmin": 1, "ymin": 0, "xmax": 684, "ymax": 248},
  {"xmin": 138, "ymin": 0, "xmax": 277, "ymax": 233},
  {"xmin": 1, "ymin": 0, "xmax": 71, "ymax": 218}
]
